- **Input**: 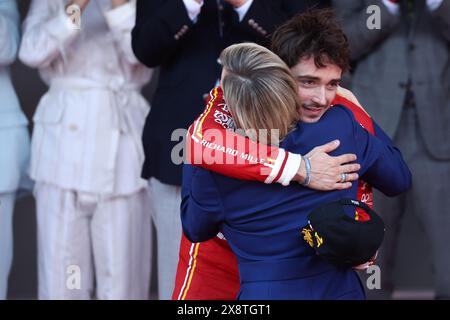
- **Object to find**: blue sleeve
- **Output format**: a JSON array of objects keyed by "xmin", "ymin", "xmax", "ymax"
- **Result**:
[
  {"xmin": 354, "ymin": 118, "xmax": 412, "ymax": 197},
  {"xmin": 181, "ymin": 165, "xmax": 224, "ymax": 243}
]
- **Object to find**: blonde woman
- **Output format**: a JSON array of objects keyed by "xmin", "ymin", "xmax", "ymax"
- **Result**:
[
  {"xmin": 19, "ymin": 0, "xmax": 152, "ymax": 299},
  {"xmin": 180, "ymin": 42, "xmax": 411, "ymax": 299}
]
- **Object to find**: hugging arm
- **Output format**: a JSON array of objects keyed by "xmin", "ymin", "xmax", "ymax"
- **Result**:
[
  {"xmin": 354, "ymin": 118, "xmax": 412, "ymax": 196},
  {"xmin": 187, "ymin": 87, "xmax": 359, "ymax": 190},
  {"xmin": 181, "ymin": 166, "xmax": 225, "ymax": 243}
]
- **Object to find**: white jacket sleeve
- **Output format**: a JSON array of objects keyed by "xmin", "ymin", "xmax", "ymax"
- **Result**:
[
  {"xmin": 19, "ymin": 0, "xmax": 80, "ymax": 68},
  {"xmin": 0, "ymin": 0, "xmax": 20, "ymax": 66},
  {"xmin": 104, "ymin": 0, "xmax": 140, "ymax": 65}
]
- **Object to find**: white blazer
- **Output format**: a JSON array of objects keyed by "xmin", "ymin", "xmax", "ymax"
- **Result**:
[
  {"xmin": 0, "ymin": 0, "xmax": 31, "ymax": 193},
  {"xmin": 19, "ymin": 0, "xmax": 153, "ymax": 195}
]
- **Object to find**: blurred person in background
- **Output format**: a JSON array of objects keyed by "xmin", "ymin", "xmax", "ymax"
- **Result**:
[
  {"xmin": 19, "ymin": 0, "xmax": 153, "ymax": 299},
  {"xmin": 333, "ymin": 0, "xmax": 450, "ymax": 299},
  {"xmin": 0, "ymin": 0, "xmax": 31, "ymax": 300}
]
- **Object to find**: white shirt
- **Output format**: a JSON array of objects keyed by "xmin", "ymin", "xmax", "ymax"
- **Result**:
[{"xmin": 19, "ymin": 0, "xmax": 153, "ymax": 195}]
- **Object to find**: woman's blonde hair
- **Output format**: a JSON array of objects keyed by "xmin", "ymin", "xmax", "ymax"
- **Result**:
[{"xmin": 220, "ymin": 42, "xmax": 300, "ymax": 144}]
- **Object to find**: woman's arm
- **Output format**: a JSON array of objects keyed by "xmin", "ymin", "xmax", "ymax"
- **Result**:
[
  {"xmin": 19, "ymin": 0, "xmax": 81, "ymax": 68},
  {"xmin": 180, "ymin": 165, "xmax": 225, "ymax": 243},
  {"xmin": 353, "ymin": 114, "xmax": 412, "ymax": 196},
  {"xmin": 187, "ymin": 87, "xmax": 298, "ymax": 186}
]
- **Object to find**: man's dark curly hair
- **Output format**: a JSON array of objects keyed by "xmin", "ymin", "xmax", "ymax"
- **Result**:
[{"xmin": 271, "ymin": 9, "xmax": 350, "ymax": 73}]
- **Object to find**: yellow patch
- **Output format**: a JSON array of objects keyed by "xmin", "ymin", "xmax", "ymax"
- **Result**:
[
  {"xmin": 314, "ymin": 232, "xmax": 324, "ymax": 248},
  {"xmin": 301, "ymin": 228, "xmax": 314, "ymax": 248}
]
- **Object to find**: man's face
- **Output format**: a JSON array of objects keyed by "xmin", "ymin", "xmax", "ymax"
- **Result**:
[{"xmin": 290, "ymin": 56, "xmax": 342, "ymax": 123}]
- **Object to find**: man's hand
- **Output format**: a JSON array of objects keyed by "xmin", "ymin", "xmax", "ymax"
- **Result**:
[
  {"xmin": 294, "ymin": 140, "xmax": 361, "ymax": 191},
  {"xmin": 222, "ymin": 0, "xmax": 249, "ymax": 8}
]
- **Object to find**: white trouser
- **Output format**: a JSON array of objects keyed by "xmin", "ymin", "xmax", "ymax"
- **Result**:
[
  {"xmin": 35, "ymin": 182, "xmax": 152, "ymax": 300},
  {"xmin": 0, "ymin": 192, "xmax": 15, "ymax": 299},
  {"xmin": 148, "ymin": 178, "xmax": 182, "ymax": 300}
]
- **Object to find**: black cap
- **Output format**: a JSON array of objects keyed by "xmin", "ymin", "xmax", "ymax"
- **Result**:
[{"xmin": 301, "ymin": 199, "xmax": 385, "ymax": 268}]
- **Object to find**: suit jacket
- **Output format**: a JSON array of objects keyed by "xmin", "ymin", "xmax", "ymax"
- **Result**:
[
  {"xmin": 181, "ymin": 106, "xmax": 411, "ymax": 299},
  {"xmin": 132, "ymin": 0, "xmax": 323, "ymax": 185},
  {"xmin": 0, "ymin": 0, "xmax": 31, "ymax": 193},
  {"xmin": 333, "ymin": 0, "xmax": 450, "ymax": 160}
]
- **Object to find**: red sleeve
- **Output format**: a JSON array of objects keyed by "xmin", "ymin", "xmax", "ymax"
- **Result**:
[
  {"xmin": 332, "ymin": 90, "xmax": 375, "ymax": 135},
  {"xmin": 332, "ymin": 88, "xmax": 375, "ymax": 221},
  {"xmin": 186, "ymin": 87, "xmax": 302, "ymax": 185}
]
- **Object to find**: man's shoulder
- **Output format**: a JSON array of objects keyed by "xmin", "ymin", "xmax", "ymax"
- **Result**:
[
  {"xmin": 312, "ymin": 105, "xmax": 357, "ymax": 130},
  {"xmin": 284, "ymin": 106, "xmax": 357, "ymax": 153},
  {"xmin": 323, "ymin": 106, "xmax": 359, "ymax": 141}
]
